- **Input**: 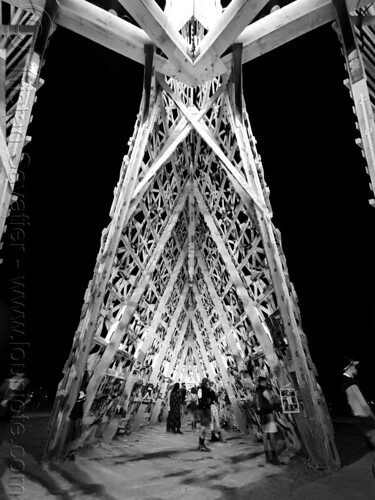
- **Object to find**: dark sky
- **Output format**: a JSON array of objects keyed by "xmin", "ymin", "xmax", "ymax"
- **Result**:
[{"xmin": 1, "ymin": 4, "xmax": 375, "ymax": 411}]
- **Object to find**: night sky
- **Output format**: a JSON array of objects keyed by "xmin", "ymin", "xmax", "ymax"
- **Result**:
[{"xmin": 1, "ymin": 2, "xmax": 374, "ymax": 413}]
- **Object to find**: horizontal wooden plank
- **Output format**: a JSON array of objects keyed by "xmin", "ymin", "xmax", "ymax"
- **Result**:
[
  {"xmin": 222, "ymin": 0, "xmax": 335, "ymax": 67},
  {"xmin": 3, "ymin": 0, "xmax": 373, "ymax": 86}
]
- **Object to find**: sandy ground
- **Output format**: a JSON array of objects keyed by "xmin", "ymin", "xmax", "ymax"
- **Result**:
[{"xmin": 0, "ymin": 412, "xmax": 374, "ymax": 499}]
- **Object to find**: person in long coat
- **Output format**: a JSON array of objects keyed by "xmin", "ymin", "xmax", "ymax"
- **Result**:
[{"xmin": 167, "ymin": 383, "xmax": 183, "ymax": 434}]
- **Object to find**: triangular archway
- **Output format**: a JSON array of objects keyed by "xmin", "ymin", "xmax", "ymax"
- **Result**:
[
  {"xmin": 4, "ymin": 0, "xmax": 375, "ymax": 473},
  {"xmin": 42, "ymin": 1, "xmax": 340, "ymax": 470}
]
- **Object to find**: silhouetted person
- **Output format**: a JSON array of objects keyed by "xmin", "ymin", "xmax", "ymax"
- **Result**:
[
  {"xmin": 197, "ymin": 378, "xmax": 212, "ymax": 451},
  {"xmin": 167, "ymin": 383, "xmax": 182, "ymax": 434},
  {"xmin": 180, "ymin": 382, "xmax": 187, "ymax": 423},
  {"xmin": 342, "ymin": 357, "xmax": 375, "ymax": 476}
]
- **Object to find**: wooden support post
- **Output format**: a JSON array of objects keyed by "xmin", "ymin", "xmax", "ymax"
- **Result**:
[
  {"xmin": 232, "ymin": 43, "xmax": 243, "ymax": 124},
  {"xmin": 332, "ymin": 0, "xmax": 375, "ymax": 202},
  {"xmin": 33, "ymin": 0, "xmax": 58, "ymax": 59},
  {"xmin": 188, "ymin": 180, "xmax": 195, "ymax": 286},
  {"xmin": 143, "ymin": 44, "xmax": 154, "ymax": 123},
  {"xmin": 0, "ymin": 48, "xmax": 5, "ymax": 138}
]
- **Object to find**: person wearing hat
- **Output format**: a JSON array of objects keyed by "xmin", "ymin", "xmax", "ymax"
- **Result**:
[{"xmin": 342, "ymin": 357, "xmax": 375, "ymax": 475}]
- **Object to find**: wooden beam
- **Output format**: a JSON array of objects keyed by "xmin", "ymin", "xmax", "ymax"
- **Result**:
[
  {"xmin": 195, "ymin": 0, "xmax": 268, "ymax": 67},
  {"xmin": 0, "ymin": 120, "xmax": 11, "ymax": 245},
  {"xmin": 194, "ymin": 186, "xmax": 280, "ymax": 375},
  {"xmin": 118, "ymin": 0, "xmax": 205, "ymax": 86},
  {"xmin": 190, "ymin": 313, "xmax": 220, "ymax": 382},
  {"xmin": 2, "ymin": 0, "xmax": 177, "ymax": 77},
  {"xmin": 195, "ymin": 252, "xmax": 242, "ymax": 362},
  {"xmin": 224, "ymin": 93, "xmax": 272, "ymax": 208},
  {"xmin": 173, "ymin": 339, "xmax": 190, "ymax": 381},
  {"xmin": 132, "ymin": 115, "xmax": 191, "ymax": 201},
  {"xmin": 232, "ymin": 43, "xmax": 243, "ymax": 124},
  {"xmin": 4, "ymin": 0, "xmax": 370, "ymax": 86},
  {"xmin": 34, "ymin": 0, "xmax": 58, "ymax": 58},
  {"xmin": 188, "ymin": 180, "xmax": 195, "ymax": 286},
  {"xmin": 131, "ymin": 75, "xmax": 228, "ymax": 203},
  {"xmin": 156, "ymin": 74, "xmax": 268, "ymax": 213},
  {"xmin": 131, "ymin": 248, "xmax": 188, "ymax": 371},
  {"xmin": 142, "ymin": 44, "xmax": 154, "ymax": 123},
  {"xmin": 189, "ymin": 341, "xmax": 206, "ymax": 379},
  {"xmin": 0, "ymin": 24, "xmax": 37, "ymax": 35},
  {"xmin": 0, "ymin": 47, "xmax": 5, "ymax": 140},
  {"xmin": 223, "ymin": 0, "xmax": 335, "ymax": 67}
]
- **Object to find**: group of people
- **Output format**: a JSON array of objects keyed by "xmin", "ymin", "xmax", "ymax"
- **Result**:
[
  {"xmin": 2, "ymin": 357, "xmax": 374, "ymax": 472},
  {"xmin": 165, "ymin": 378, "xmax": 224, "ymax": 451},
  {"xmin": 164, "ymin": 372, "xmax": 283, "ymax": 460}
]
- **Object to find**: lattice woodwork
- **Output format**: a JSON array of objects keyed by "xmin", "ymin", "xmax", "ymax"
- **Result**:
[
  {"xmin": 39, "ymin": 3, "xmax": 344, "ymax": 470},
  {"xmin": 6, "ymin": 0, "xmax": 374, "ymax": 471},
  {"xmin": 333, "ymin": 0, "xmax": 375, "ymax": 205}
]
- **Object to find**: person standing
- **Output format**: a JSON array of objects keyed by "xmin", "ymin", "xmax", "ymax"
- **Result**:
[
  {"xmin": 197, "ymin": 378, "xmax": 212, "ymax": 451},
  {"xmin": 209, "ymin": 381, "xmax": 222, "ymax": 442},
  {"xmin": 168, "ymin": 383, "xmax": 183, "ymax": 434},
  {"xmin": 166, "ymin": 383, "xmax": 174, "ymax": 432},
  {"xmin": 342, "ymin": 357, "xmax": 375, "ymax": 475},
  {"xmin": 188, "ymin": 386, "xmax": 199, "ymax": 429},
  {"xmin": 255, "ymin": 376, "xmax": 280, "ymax": 465},
  {"xmin": 180, "ymin": 382, "xmax": 187, "ymax": 424}
]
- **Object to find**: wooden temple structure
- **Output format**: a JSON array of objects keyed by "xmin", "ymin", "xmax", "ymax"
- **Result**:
[{"xmin": 1, "ymin": 0, "xmax": 375, "ymax": 470}]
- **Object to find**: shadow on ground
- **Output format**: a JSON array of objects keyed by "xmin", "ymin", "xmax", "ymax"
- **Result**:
[{"xmin": 334, "ymin": 422, "xmax": 368, "ymax": 466}]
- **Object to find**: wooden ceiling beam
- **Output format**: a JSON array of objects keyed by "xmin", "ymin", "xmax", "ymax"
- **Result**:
[
  {"xmin": 4, "ymin": 0, "xmax": 372, "ymax": 85},
  {"xmin": 118, "ymin": 0, "xmax": 202, "ymax": 85},
  {"xmin": 195, "ymin": 0, "xmax": 268, "ymax": 70},
  {"xmin": 222, "ymin": 0, "xmax": 370, "ymax": 67},
  {"xmin": 3, "ymin": 0, "xmax": 173, "ymax": 76}
]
